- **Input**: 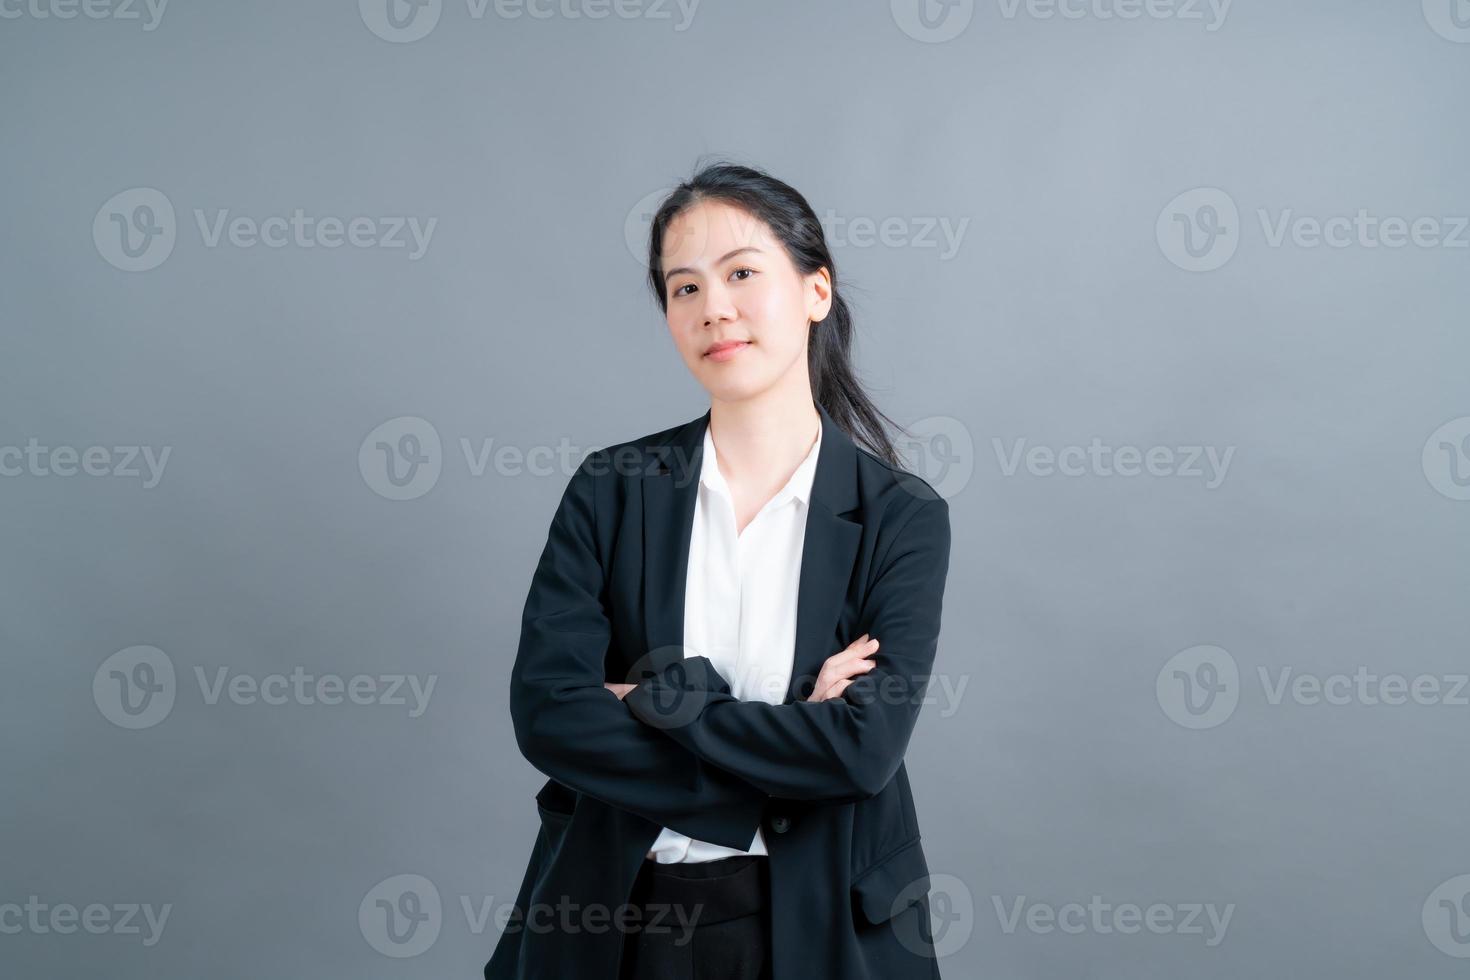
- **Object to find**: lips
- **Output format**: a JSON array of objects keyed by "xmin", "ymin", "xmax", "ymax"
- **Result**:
[{"xmin": 704, "ymin": 340, "xmax": 751, "ymax": 360}]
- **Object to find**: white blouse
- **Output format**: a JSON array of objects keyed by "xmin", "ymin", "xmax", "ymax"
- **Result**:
[{"xmin": 644, "ymin": 418, "xmax": 823, "ymax": 863}]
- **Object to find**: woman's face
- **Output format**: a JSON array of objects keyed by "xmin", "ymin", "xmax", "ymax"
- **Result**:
[{"xmin": 660, "ymin": 200, "xmax": 831, "ymax": 403}]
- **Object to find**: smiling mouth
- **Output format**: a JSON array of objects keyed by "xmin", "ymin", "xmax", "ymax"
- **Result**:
[{"xmin": 704, "ymin": 341, "xmax": 752, "ymax": 361}]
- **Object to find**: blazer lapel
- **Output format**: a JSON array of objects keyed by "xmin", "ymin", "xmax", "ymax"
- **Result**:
[
  {"xmin": 640, "ymin": 411, "xmax": 705, "ymax": 663},
  {"xmin": 788, "ymin": 407, "xmax": 862, "ymax": 702},
  {"xmin": 641, "ymin": 403, "xmax": 863, "ymax": 705}
]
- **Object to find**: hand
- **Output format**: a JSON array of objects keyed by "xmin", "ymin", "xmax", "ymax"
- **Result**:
[
  {"xmin": 604, "ymin": 682, "xmax": 637, "ymax": 700},
  {"xmin": 807, "ymin": 634, "xmax": 879, "ymax": 702}
]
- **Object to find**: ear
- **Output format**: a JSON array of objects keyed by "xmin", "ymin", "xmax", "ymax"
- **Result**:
[{"xmin": 807, "ymin": 266, "xmax": 833, "ymax": 323}]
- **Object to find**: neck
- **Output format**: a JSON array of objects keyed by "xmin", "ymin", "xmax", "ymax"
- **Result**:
[{"xmin": 706, "ymin": 384, "xmax": 820, "ymax": 490}]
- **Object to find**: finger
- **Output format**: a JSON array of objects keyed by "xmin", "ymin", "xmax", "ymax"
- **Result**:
[
  {"xmin": 828, "ymin": 642, "xmax": 879, "ymax": 675},
  {"xmin": 831, "ymin": 637, "xmax": 879, "ymax": 667},
  {"xmin": 826, "ymin": 657, "xmax": 874, "ymax": 684}
]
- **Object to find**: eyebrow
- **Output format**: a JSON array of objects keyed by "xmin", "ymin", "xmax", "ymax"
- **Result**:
[{"xmin": 663, "ymin": 246, "xmax": 764, "ymax": 283}]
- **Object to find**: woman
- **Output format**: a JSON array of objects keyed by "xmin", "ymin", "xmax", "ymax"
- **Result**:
[{"xmin": 485, "ymin": 162, "xmax": 952, "ymax": 980}]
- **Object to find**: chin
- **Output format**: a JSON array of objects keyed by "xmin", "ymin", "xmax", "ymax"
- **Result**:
[{"xmin": 701, "ymin": 374, "xmax": 769, "ymax": 403}]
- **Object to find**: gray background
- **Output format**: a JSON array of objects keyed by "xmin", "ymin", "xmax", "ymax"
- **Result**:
[{"xmin": 3, "ymin": 0, "xmax": 1469, "ymax": 977}]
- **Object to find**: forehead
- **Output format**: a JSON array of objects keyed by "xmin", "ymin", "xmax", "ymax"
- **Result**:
[{"xmin": 660, "ymin": 199, "xmax": 778, "ymax": 268}]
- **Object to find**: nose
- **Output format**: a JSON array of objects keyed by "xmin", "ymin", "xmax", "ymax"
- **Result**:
[{"xmin": 699, "ymin": 279, "xmax": 737, "ymax": 327}]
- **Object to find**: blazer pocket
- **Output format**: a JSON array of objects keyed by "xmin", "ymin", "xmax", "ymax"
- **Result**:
[{"xmin": 850, "ymin": 838, "xmax": 931, "ymax": 925}]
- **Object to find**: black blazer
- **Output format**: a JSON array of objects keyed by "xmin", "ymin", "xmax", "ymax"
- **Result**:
[{"xmin": 485, "ymin": 401, "xmax": 953, "ymax": 980}]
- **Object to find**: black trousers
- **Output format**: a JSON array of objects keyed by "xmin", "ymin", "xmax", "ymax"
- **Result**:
[{"xmin": 617, "ymin": 854, "xmax": 772, "ymax": 980}]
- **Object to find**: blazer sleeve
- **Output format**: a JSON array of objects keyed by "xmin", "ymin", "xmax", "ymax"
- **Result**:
[
  {"xmin": 622, "ymin": 494, "xmax": 952, "ymax": 803},
  {"xmin": 508, "ymin": 454, "xmax": 767, "ymax": 849}
]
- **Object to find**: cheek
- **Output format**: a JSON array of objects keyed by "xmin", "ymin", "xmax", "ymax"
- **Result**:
[
  {"xmin": 750, "ymin": 295, "xmax": 808, "ymax": 357},
  {"xmin": 673, "ymin": 321, "xmax": 705, "ymax": 364}
]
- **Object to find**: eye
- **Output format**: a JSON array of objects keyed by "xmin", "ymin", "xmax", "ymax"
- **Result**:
[{"xmin": 670, "ymin": 267, "xmax": 755, "ymax": 299}]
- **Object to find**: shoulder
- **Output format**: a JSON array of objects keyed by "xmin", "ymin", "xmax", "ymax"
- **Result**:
[
  {"xmin": 569, "ymin": 415, "xmax": 694, "ymax": 484},
  {"xmin": 557, "ymin": 415, "xmax": 700, "ymax": 517},
  {"xmin": 549, "ymin": 418, "xmax": 692, "ymax": 536},
  {"xmin": 847, "ymin": 443, "xmax": 951, "ymax": 579},
  {"xmin": 851, "ymin": 441, "xmax": 949, "ymax": 527}
]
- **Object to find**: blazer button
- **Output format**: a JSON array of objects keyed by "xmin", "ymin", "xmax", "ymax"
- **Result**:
[{"xmin": 770, "ymin": 815, "xmax": 791, "ymax": 833}]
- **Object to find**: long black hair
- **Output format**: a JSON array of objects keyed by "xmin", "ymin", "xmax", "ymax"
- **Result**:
[{"xmin": 644, "ymin": 159, "xmax": 909, "ymax": 467}]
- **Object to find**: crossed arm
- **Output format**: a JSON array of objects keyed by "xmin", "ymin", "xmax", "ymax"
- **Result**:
[
  {"xmin": 620, "ymin": 495, "xmax": 951, "ymax": 802},
  {"xmin": 509, "ymin": 458, "xmax": 765, "ymax": 849},
  {"xmin": 509, "ymin": 456, "xmax": 952, "ymax": 841}
]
